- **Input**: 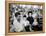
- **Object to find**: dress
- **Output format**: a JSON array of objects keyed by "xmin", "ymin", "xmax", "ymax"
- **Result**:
[{"xmin": 13, "ymin": 17, "xmax": 24, "ymax": 32}]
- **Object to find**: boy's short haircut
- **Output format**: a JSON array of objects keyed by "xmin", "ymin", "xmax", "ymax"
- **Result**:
[
  {"xmin": 28, "ymin": 11, "xmax": 32, "ymax": 15},
  {"xmin": 15, "ymin": 12, "xmax": 20, "ymax": 17}
]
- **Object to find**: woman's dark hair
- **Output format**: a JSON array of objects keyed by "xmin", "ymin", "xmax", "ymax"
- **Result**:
[
  {"xmin": 28, "ymin": 11, "xmax": 32, "ymax": 15},
  {"xmin": 23, "ymin": 15, "xmax": 26, "ymax": 17},
  {"xmin": 15, "ymin": 12, "xmax": 20, "ymax": 17}
]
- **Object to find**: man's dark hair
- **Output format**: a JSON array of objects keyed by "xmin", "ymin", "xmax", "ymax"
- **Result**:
[
  {"xmin": 23, "ymin": 15, "xmax": 26, "ymax": 17},
  {"xmin": 15, "ymin": 12, "xmax": 20, "ymax": 17},
  {"xmin": 28, "ymin": 11, "xmax": 32, "ymax": 15}
]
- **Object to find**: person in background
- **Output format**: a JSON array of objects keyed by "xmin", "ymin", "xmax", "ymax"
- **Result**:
[
  {"xmin": 37, "ymin": 12, "xmax": 43, "ymax": 31},
  {"xmin": 32, "ymin": 18, "xmax": 38, "ymax": 31},
  {"xmin": 32, "ymin": 12, "xmax": 43, "ymax": 31}
]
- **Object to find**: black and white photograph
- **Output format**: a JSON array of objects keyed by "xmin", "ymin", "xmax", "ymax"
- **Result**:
[{"xmin": 9, "ymin": 3, "xmax": 43, "ymax": 32}]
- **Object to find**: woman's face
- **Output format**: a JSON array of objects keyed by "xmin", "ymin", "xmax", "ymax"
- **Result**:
[
  {"xmin": 17, "ymin": 15, "xmax": 21, "ymax": 22},
  {"xmin": 17, "ymin": 15, "xmax": 21, "ymax": 19}
]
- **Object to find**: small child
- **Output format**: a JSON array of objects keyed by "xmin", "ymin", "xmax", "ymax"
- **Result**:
[{"xmin": 23, "ymin": 15, "xmax": 32, "ymax": 32}]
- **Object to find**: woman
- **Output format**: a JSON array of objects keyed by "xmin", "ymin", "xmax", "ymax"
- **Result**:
[
  {"xmin": 13, "ymin": 12, "xmax": 24, "ymax": 32},
  {"xmin": 32, "ymin": 13, "xmax": 38, "ymax": 31}
]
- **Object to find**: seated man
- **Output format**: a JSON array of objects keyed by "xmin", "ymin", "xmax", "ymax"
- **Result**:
[{"xmin": 26, "ymin": 11, "xmax": 34, "ymax": 31}]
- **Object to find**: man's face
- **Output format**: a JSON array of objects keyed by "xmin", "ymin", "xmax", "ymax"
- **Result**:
[{"xmin": 29, "ymin": 13, "xmax": 32, "ymax": 17}]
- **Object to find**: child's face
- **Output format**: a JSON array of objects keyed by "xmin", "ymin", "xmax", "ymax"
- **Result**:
[{"xmin": 23, "ymin": 17, "xmax": 26, "ymax": 20}]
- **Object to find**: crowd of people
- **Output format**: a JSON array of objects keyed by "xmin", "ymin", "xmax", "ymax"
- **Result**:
[
  {"xmin": 9, "ymin": 4, "xmax": 43, "ymax": 32},
  {"xmin": 13, "ymin": 11, "xmax": 43, "ymax": 32}
]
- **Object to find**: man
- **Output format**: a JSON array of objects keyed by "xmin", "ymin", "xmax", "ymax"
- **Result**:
[{"xmin": 27, "ymin": 11, "xmax": 34, "ymax": 31}]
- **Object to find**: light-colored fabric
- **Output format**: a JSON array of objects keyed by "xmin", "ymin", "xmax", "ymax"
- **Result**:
[
  {"xmin": 32, "ymin": 21, "xmax": 38, "ymax": 26},
  {"xmin": 32, "ymin": 18, "xmax": 38, "ymax": 26},
  {"xmin": 13, "ymin": 17, "xmax": 24, "ymax": 32},
  {"xmin": 23, "ymin": 20, "xmax": 30, "ymax": 26}
]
